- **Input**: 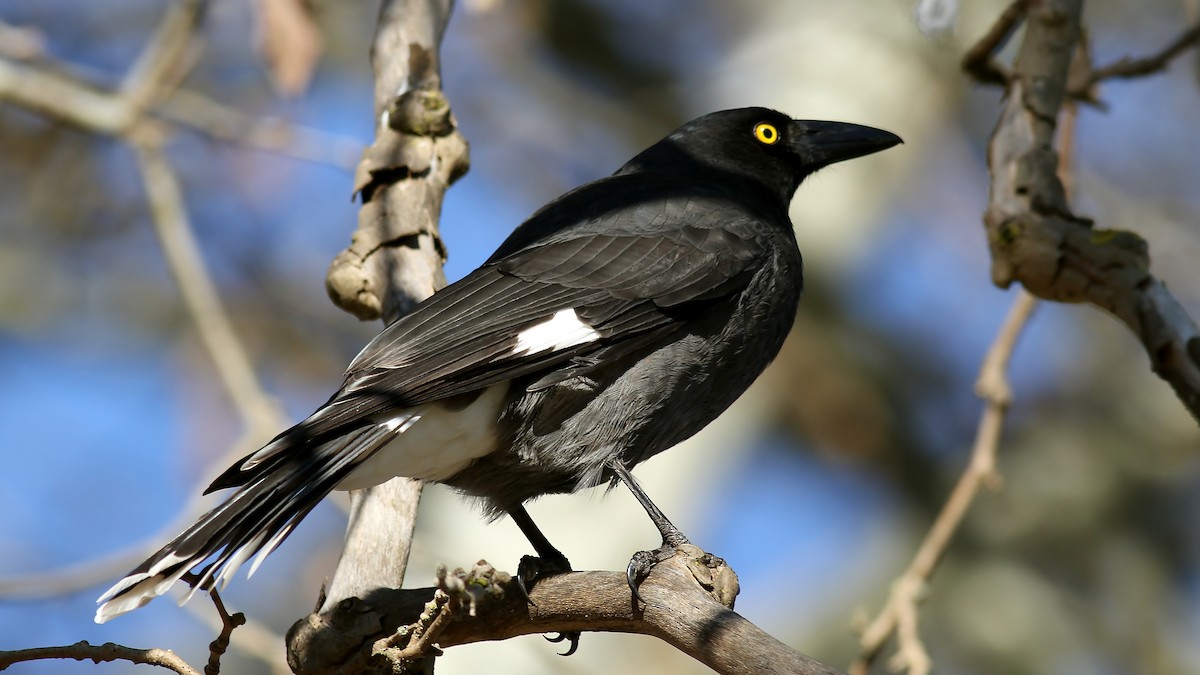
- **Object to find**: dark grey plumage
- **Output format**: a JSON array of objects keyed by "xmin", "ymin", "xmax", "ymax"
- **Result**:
[{"xmin": 96, "ymin": 107, "xmax": 900, "ymax": 623}]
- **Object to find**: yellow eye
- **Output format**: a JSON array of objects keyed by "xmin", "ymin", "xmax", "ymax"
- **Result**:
[{"xmin": 753, "ymin": 122, "xmax": 779, "ymax": 145}]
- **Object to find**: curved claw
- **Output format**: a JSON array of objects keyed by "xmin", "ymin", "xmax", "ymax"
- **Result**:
[
  {"xmin": 545, "ymin": 631, "xmax": 581, "ymax": 656},
  {"xmin": 626, "ymin": 543, "xmax": 687, "ymax": 606},
  {"xmin": 625, "ymin": 558, "xmax": 647, "ymax": 606},
  {"xmin": 514, "ymin": 570, "xmax": 537, "ymax": 607}
]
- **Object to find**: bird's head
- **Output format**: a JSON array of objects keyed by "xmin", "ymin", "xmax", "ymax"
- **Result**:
[{"xmin": 620, "ymin": 107, "xmax": 902, "ymax": 206}]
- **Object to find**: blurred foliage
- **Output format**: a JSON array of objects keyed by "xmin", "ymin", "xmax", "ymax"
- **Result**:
[{"xmin": 1, "ymin": 1, "xmax": 1199, "ymax": 675}]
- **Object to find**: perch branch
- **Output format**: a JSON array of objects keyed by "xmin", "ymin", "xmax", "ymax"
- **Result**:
[{"xmin": 288, "ymin": 548, "xmax": 843, "ymax": 675}]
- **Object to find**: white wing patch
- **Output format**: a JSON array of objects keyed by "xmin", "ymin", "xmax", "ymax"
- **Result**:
[{"xmin": 513, "ymin": 309, "xmax": 600, "ymax": 356}]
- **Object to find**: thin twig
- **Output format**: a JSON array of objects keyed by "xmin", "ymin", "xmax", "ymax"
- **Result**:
[
  {"xmin": 204, "ymin": 588, "xmax": 247, "ymax": 675},
  {"xmin": 850, "ymin": 95, "xmax": 1083, "ymax": 674},
  {"xmin": 157, "ymin": 89, "xmax": 360, "ymax": 169},
  {"xmin": 975, "ymin": 0, "xmax": 1200, "ymax": 420},
  {"xmin": 131, "ymin": 138, "xmax": 285, "ymax": 438},
  {"xmin": 0, "ymin": 55, "xmax": 360, "ymax": 167},
  {"xmin": 850, "ymin": 290, "xmax": 1038, "ymax": 675},
  {"xmin": 0, "ymin": 6, "xmax": 322, "ymax": 675},
  {"xmin": 961, "ymin": 0, "xmax": 1029, "ymax": 85},
  {"xmin": 0, "ymin": 428, "xmax": 278, "ymax": 600},
  {"xmin": 182, "ymin": 596, "xmax": 291, "ymax": 675},
  {"xmin": 1083, "ymin": 24, "xmax": 1200, "ymax": 87},
  {"xmin": 374, "ymin": 588, "xmax": 453, "ymax": 668},
  {"xmin": 0, "ymin": 510, "xmax": 200, "ymax": 600},
  {"xmin": 120, "ymin": 0, "xmax": 207, "ymax": 112},
  {"xmin": 0, "ymin": 641, "xmax": 201, "ymax": 674}
]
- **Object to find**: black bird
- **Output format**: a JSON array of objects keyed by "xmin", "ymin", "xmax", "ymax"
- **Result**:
[{"xmin": 96, "ymin": 107, "xmax": 900, "ymax": 623}]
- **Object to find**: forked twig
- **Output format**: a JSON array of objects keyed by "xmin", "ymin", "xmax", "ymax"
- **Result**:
[
  {"xmin": 961, "ymin": 0, "xmax": 1029, "ymax": 85},
  {"xmin": 204, "ymin": 588, "xmax": 247, "ymax": 675},
  {"xmin": 849, "ymin": 290, "xmax": 1037, "ymax": 675}
]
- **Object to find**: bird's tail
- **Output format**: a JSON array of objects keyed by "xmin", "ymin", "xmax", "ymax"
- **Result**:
[{"xmin": 94, "ymin": 421, "xmax": 403, "ymax": 623}]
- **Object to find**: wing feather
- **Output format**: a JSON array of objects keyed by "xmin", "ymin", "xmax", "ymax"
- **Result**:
[{"xmin": 268, "ymin": 192, "xmax": 770, "ymax": 452}]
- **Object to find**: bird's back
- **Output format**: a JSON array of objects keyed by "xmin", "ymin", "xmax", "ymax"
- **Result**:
[{"xmin": 442, "ymin": 191, "xmax": 804, "ymax": 513}]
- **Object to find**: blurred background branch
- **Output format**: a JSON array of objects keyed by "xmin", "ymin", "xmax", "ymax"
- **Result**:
[
  {"xmin": 0, "ymin": 2, "xmax": 294, "ymax": 671},
  {"xmin": 851, "ymin": 289, "xmax": 1038, "ymax": 675}
]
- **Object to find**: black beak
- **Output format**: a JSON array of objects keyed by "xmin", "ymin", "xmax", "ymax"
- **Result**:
[{"xmin": 790, "ymin": 120, "xmax": 902, "ymax": 169}]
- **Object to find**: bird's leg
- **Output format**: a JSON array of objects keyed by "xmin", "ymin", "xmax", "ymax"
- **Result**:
[
  {"xmin": 609, "ymin": 460, "xmax": 690, "ymax": 602},
  {"xmin": 509, "ymin": 503, "xmax": 572, "ymax": 580},
  {"xmin": 507, "ymin": 504, "xmax": 580, "ymax": 656}
]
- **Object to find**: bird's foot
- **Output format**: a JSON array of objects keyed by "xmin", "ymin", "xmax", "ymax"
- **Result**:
[
  {"xmin": 626, "ymin": 528, "xmax": 691, "ymax": 604},
  {"xmin": 626, "ymin": 537, "xmax": 741, "ymax": 610},
  {"xmin": 515, "ymin": 552, "xmax": 581, "ymax": 656},
  {"xmin": 515, "ymin": 551, "xmax": 572, "ymax": 600}
]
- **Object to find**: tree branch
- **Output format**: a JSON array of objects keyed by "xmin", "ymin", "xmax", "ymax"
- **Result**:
[
  {"xmin": 310, "ymin": 1, "xmax": 469, "ymax": 642},
  {"xmin": 203, "ymin": 588, "xmax": 246, "ymax": 675},
  {"xmin": 182, "ymin": 590, "xmax": 291, "ymax": 675},
  {"xmin": 133, "ymin": 136, "xmax": 286, "ymax": 438},
  {"xmin": 288, "ymin": 547, "xmax": 843, "ymax": 675},
  {"xmin": 0, "ymin": 428, "xmax": 278, "ymax": 600},
  {"xmin": 850, "ymin": 290, "xmax": 1037, "ymax": 675},
  {"xmin": 0, "ymin": 641, "xmax": 201, "ymax": 675},
  {"xmin": 0, "ymin": 7, "xmax": 298, "ymax": 673},
  {"xmin": 960, "ymin": 0, "xmax": 1029, "ymax": 86},
  {"xmin": 0, "ymin": 51, "xmax": 360, "ymax": 167},
  {"xmin": 1082, "ymin": 24, "xmax": 1200, "ymax": 88},
  {"xmin": 964, "ymin": 0, "xmax": 1200, "ymax": 421}
]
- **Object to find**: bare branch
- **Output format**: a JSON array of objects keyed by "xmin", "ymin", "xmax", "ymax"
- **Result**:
[
  {"xmin": 0, "ymin": 0, "xmax": 357, "ymax": 450},
  {"xmin": 289, "ymin": 548, "xmax": 843, "ymax": 675},
  {"xmin": 0, "ymin": 1, "xmax": 200, "ymax": 134},
  {"xmin": 132, "ymin": 137, "xmax": 286, "ymax": 438},
  {"xmin": 324, "ymin": 0, "xmax": 466, "ymax": 322},
  {"xmin": 372, "ymin": 582, "xmax": 453, "ymax": 669},
  {"xmin": 852, "ymin": 88, "xmax": 1082, "ymax": 675},
  {"xmin": 182, "ymin": 594, "xmax": 291, "ymax": 675},
  {"xmin": 0, "ymin": 55, "xmax": 145, "ymax": 133},
  {"xmin": 966, "ymin": 0, "xmax": 1200, "ymax": 420},
  {"xmin": 156, "ymin": 89, "xmax": 360, "ymax": 169},
  {"xmin": 850, "ymin": 290, "xmax": 1037, "ymax": 675},
  {"xmin": 0, "ymin": 426, "xmax": 286, "ymax": 602},
  {"xmin": 961, "ymin": 0, "xmax": 1029, "ymax": 86},
  {"xmin": 0, "ymin": 641, "xmax": 201, "ymax": 674},
  {"xmin": 0, "ymin": 545, "xmax": 162, "ymax": 601},
  {"xmin": 314, "ymin": 0, "xmax": 468, "ymax": 631},
  {"xmin": 204, "ymin": 588, "xmax": 247, "ymax": 675},
  {"xmin": 0, "ymin": 56, "xmax": 360, "ymax": 167},
  {"xmin": 120, "ymin": 0, "xmax": 207, "ymax": 112},
  {"xmin": 1083, "ymin": 24, "xmax": 1200, "ymax": 87}
]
